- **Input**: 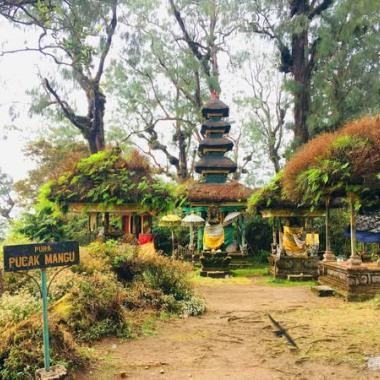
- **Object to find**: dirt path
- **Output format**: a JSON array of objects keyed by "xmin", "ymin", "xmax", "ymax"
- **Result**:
[{"xmin": 76, "ymin": 278, "xmax": 380, "ymax": 380}]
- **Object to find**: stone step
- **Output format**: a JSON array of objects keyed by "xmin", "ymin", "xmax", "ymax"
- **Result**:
[
  {"xmin": 287, "ymin": 274, "xmax": 313, "ymax": 281},
  {"xmin": 311, "ymin": 285, "xmax": 335, "ymax": 297}
]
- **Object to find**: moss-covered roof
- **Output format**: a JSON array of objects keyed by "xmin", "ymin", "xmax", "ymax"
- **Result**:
[
  {"xmin": 283, "ymin": 115, "xmax": 380, "ymax": 207},
  {"xmin": 247, "ymin": 172, "xmax": 295, "ymax": 215},
  {"xmin": 47, "ymin": 148, "xmax": 174, "ymax": 213}
]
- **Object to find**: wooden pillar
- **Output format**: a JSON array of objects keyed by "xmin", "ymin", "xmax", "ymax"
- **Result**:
[
  {"xmin": 104, "ymin": 212, "xmax": 110, "ymax": 236},
  {"xmin": 347, "ymin": 194, "xmax": 361, "ymax": 267},
  {"xmin": 323, "ymin": 197, "xmax": 336, "ymax": 261},
  {"xmin": 271, "ymin": 218, "xmax": 277, "ymax": 254},
  {"xmin": 141, "ymin": 215, "xmax": 144, "ymax": 234}
]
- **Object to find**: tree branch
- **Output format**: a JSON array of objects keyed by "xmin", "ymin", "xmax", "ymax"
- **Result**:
[{"xmin": 95, "ymin": 0, "xmax": 117, "ymax": 83}]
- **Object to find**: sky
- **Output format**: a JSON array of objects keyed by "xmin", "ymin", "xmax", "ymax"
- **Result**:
[{"xmin": 0, "ymin": 21, "xmax": 43, "ymax": 180}]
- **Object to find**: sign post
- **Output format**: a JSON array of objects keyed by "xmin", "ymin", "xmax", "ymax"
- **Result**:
[
  {"xmin": 3, "ymin": 241, "xmax": 79, "ymax": 377},
  {"xmin": 41, "ymin": 269, "xmax": 50, "ymax": 371}
]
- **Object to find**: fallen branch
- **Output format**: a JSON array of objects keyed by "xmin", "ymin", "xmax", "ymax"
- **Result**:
[{"xmin": 267, "ymin": 313, "xmax": 298, "ymax": 349}]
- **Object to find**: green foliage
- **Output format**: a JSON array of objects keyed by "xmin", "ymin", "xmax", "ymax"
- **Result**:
[
  {"xmin": 12, "ymin": 203, "xmax": 88, "ymax": 244},
  {"xmin": 248, "ymin": 171, "xmax": 287, "ymax": 214},
  {"xmin": 245, "ymin": 216, "xmax": 272, "ymax": 255},
  {"xmin": 309, "ymin": 0, "xmax": 380, "ymax": 134},
  {"xmin": 48, "ymin": 148, "xmax": 175, "ymax": 213},
  {"xmin": 295, "ymin": 135, "xmax": 375, "ymax": 206}
]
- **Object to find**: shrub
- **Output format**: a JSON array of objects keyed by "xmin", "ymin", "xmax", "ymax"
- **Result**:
[
  {"xmin": 0, "ymin": 290, "xmax": 40, "ymax": 329},
  {"xmin": 179, "ymin": 295, "xmax": 206, "ymax": 317},
  {"xmin": 0, "ymin": 318, "xmax": 87, "ymax": 380},
  {"xmin": 124, "ymin": 281, "xmax": 165, "ymax": 311},
  {"xmin": 66, "ymin": 273, "xmax": 129, "ymax": 342},
  {"xmin": 141, "ymin": 254, "xmax": 193, "ymax": 300}
]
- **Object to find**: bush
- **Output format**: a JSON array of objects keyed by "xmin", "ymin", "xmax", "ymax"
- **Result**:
[
  {"xmin": 66, "ymin": 273, "xmax": 129, "ymax": 342},
  {"xmin": 179, "ymin": 295, "xmax": 206, "ymax": 317},
  {"xmin": 0, "ymin": 290, "xmax": 40, "ymax": 329},
  {"xmin": 0, "ymin": 318, "xmax": 87, "ymax": 380},
  {"xmin": 245, "ymin": 215, "xmax": 272, "ymax": 255}
]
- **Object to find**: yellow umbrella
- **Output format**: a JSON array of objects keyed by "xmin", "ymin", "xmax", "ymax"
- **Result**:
[{"xmin": 159, "ymin": 214, "xmax": 182, "ymax": 226}]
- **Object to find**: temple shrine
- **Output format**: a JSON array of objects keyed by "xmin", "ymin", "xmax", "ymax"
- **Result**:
[{"xmin": 186, "ymin": 94, "xmax": 252, "ymax": 276}]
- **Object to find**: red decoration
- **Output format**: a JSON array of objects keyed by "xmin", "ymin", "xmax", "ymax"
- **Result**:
[
  {"xmin": 138, "ymin": 233, "xmax": 154, "ymax": 245},
  {"xmin": 211, "ymin": 89, "xmax": 219, "ymax": 100}
]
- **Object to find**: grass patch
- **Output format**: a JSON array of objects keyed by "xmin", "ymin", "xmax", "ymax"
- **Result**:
[
  {"xmin": 270, "ymin": 300, "xmax": 380, "ymax": 366},
  {"xmin": 264, "ymin": 277, "xmax": 317, "ymax": 287},
  {"xmin": 231, "ymin": 265, "xmax": 268, "ymax": 277}
]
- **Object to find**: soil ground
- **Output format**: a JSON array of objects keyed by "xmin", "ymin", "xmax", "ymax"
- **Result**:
[{"xmin": 75, "ymin": 275, "xmax": 380, "ymax": 380}]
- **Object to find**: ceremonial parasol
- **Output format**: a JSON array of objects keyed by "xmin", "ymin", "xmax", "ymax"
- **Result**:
[
  {"xmin": 159, "ymin": 214, "xmax": 182, "ymax": 254},
  {"xmin": 182, "ymin": 214, "xmax": 205, "ymax": 248},
  {"xmin": 223, "ymin": 211, "xmax": 241, "ymax": 225}
]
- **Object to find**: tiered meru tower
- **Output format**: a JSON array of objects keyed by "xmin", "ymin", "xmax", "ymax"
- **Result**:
[
  {"xmin": 186, "ymin": 95, "xmax": 252, "ymax": 259},
  {"xmin": 195, "ymin": 98, "xmax": 237, "ymax": 183}
]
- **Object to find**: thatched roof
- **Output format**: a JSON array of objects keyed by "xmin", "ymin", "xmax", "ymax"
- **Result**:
[
  {"xmin": 201, "ymin": 120, "xmax": 231, "ymax": 136},
  {"xmin": 187, "ymin": 181, "xmax": 253, "ymax": 203},
  {"xmin": 195, "ymin": 156, "xmax": 237, "ymax": 173},
  {"xmin": 202, "ymin": 98, "xmax": 229, "ymax": 118},
  {"xmin": 198, "ymin": 137, "xmax": 234, "ymax": 153}
]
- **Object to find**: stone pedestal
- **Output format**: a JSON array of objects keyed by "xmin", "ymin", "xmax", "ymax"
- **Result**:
[
  {"xmin": 322, "ymin": 250, "xmax": 336, "ymax": 262},
  {"xmin": 319, "ymin": 261, "xmax": 380, "ymax": 301},
  {"xmin": 35, "ymin": 365, "xmax": 67, "ymax": 380},
  {"xmin": 200, "ymin": 251, "xmax": 231, "ymax": 278},
  {"xmin": 269, "ymin": 254, "xmax": 319, "ymax": 280},
  {"xmin": 347, "ymin": 255, "xmax": 362, "ymax": 268}
]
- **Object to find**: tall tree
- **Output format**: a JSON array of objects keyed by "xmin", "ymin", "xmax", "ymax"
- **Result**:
[
  {"xmin": 308, "ymin": 0, "xmax": 380, "ymax": 134},
  {"xmin": 246, "ymin": 0, "xmax": 334, "ymax": 147},
  {"xmin": 0, "ymin": 168, "xmax": 14, "ymax": 239},
  {"xmin": 14, "ymin": 138, "xmax": 88, "ymax": 207},
  {"xmin": 0, "ymin": 0, "xmax": 119, "ymax": 153},
  {"xmin": 237, "ymin": 53, "xmax": 291, "ymax": 173}
]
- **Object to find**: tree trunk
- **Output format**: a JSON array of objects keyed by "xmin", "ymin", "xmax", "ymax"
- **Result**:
[
  {"xmin": 176, "ymin": 120, "xmax": 188, "ymax": 180},
  {"xmin": 291, "ymin": 21, "xmax": 310, "ymax": 146},
  {"xmin": 86, "ymin": 86, "xmax": 106, "ymax": 154}
]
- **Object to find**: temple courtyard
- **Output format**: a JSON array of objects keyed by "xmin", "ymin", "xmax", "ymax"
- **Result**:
[{"xmin": 76, "ymin": 271, "xmax": 380, "ymax": 380}]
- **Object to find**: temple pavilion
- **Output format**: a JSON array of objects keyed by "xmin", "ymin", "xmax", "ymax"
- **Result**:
[
  {"xmin": 185, "ymin": 94, "xmax": 252, "ymax": 261},
  {"xmin": 48, "ymin": 148, "xmax": 172, "ymax": 244}
]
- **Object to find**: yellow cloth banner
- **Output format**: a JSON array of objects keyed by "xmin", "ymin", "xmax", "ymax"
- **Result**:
[
  {"xmin": 203, "ymin": 229, "xmax": 224, "ymax": 249},
  {"xmin": 306, "ymin": 233, "xmax": 319, "ymax": 246},
  {"xmin": 283, "ymin": 226, "xmax": 304, "ymax": 253}
]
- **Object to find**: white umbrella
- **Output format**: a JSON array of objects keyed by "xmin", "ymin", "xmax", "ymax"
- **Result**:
[
  {"xmin": 182, "ymin": 214, "xmax": 205, "ymax": 262},
  {"xmin": 223, "ymin": 211, "xmax": 241, "ymax": 225},
  {"xmin": 182, "ymin": 214, "xmax": 205, "ymax": 226}
]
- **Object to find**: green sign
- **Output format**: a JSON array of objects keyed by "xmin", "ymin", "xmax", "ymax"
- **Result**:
[
  {"xmin": 2, "ymin": 241, "xmax": 80, "ymax": 373},
  {"xmin": 3, "ymin": 241, "xmax": 79, "ymax": 272}
]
